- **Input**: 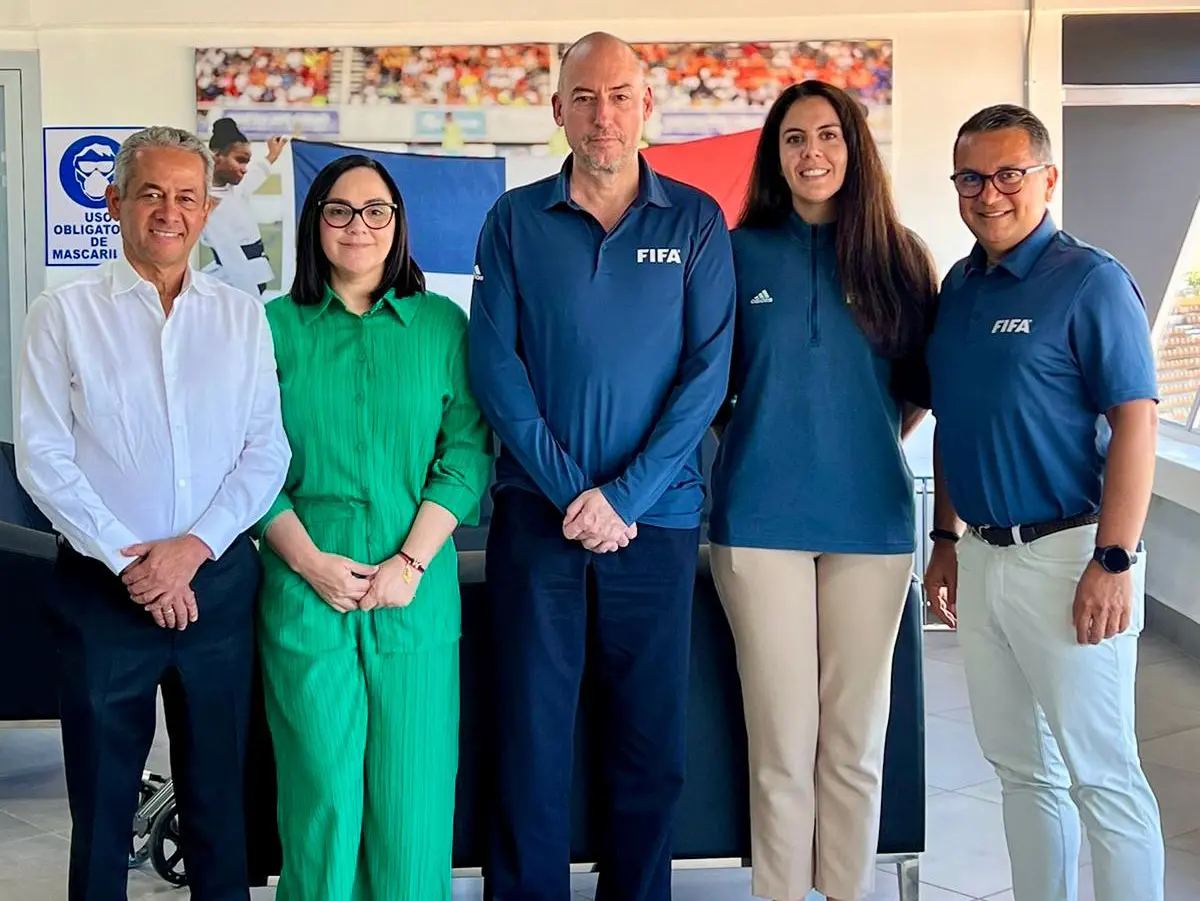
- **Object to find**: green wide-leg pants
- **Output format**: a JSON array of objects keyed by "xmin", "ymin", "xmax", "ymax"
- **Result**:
[{"xmin": 260, "ymin": 611, "xmax": 459, "ymax": 901}]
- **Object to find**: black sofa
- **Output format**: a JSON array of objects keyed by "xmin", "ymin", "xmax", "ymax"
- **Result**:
[
  {"xmin": 0, "ymin": 438, "xmax": 926, "ymax": 894},
  {"xmin": 0, "ymin": 441, "xmax": 59, "ymax": 721}
]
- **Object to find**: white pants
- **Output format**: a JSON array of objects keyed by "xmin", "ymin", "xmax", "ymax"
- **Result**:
[
  {"xmin": 711, "ymin": 545, "xmax": 913, "ymax": 901},
  {"xmin": 956, "ymin": 523, "xmax": 1165, "ymax": 901}
]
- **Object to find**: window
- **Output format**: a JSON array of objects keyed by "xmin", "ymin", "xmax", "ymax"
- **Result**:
[{"xmin": 1154, "ymin": 203, "xmax": 1200, "ymax": 432}]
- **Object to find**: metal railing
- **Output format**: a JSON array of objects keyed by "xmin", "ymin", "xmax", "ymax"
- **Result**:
[{"xmin": 913, "ymin": 476, "xmax": 947, "ymax": 629}]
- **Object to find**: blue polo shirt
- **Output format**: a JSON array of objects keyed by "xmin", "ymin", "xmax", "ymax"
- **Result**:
[
  {"xmin": 708, "ymin": 214, "xmax": 920, "ymax": 554},
  {"xmin": 926, "ymin": 213, "xmax": 1159, "ymax": 528},
  {"xmin": 467, "ymin": 154, "xmax": 736, "ymax": 529}
]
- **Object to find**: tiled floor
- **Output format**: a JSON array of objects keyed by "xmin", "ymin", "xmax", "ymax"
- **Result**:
[{"xmin": 3, "ymin": 630, "xmax": 1200, "ymax": 901}]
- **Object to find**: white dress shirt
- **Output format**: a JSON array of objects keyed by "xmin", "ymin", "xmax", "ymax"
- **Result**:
[{"xmin": 16, "ymin": 256, "xmax": 291, "ymax": 574}]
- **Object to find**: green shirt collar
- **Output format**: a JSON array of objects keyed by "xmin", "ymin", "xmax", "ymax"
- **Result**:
[{"xmin": 300, "ymin": 284, "xmax": 421, "ymax": 325}]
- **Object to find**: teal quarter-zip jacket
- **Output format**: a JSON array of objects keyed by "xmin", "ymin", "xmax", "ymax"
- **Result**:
[{"xmin": 709, "ymin": 212, "xmax": 919, "ymax": 554}]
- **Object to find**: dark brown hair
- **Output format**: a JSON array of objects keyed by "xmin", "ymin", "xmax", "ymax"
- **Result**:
[
  {"xmin": 738, "ymin": 80, "xmax": 938, "ymax": 358},
  {"xmin": 291, "ymin": 153, "xmax": 425, "ymax": 307}
]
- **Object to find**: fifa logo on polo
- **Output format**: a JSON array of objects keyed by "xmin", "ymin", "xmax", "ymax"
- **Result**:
[
  {"xmin": 636, "ymin": 248, "xmax": 683, "ymax": 264},
  {"xmin": 992, "ymin": 318, "xmax": 1033, "ymax": 334}
]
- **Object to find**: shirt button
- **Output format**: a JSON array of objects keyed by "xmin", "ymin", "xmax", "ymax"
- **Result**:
[
  {"xmin": 358, "ymin": 351, "xmax": 367, "ymax": 363},
  {"xmin": 177, "ymin": 479, "xmax": 187, "ymax": 488},
  {"xmin": 355, "ymin": 392, "xmax": 364, "ymax": 404}
]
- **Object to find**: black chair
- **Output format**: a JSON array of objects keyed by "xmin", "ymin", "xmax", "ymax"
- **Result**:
[
  {"xmin": 0, "ymin": 442, "xmax": 52, "ymax": 533},
  {"xmin": 0, "ymin": 440, "xmax": 61, "ymax": 721}
]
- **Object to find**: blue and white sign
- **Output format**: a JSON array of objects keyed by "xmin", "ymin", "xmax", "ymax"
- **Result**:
[{"xmin": 44, "ymin": 126, "xmax": 141, "ymax": 267}]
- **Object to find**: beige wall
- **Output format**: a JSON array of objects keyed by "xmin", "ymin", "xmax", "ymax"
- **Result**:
[{"xmin": 0, "ymin": 1, "xmax": 1192, "ymax": 274}]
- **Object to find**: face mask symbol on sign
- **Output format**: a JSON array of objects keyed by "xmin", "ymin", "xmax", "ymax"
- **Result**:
[{"xmin": 73, "ymin": 144, "xmax": 117, "ymax": 202}]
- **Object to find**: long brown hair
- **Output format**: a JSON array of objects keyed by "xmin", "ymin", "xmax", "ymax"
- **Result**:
[{"xmin": 738, "ymin": 81, "xmax": 938, "ymax": 359}]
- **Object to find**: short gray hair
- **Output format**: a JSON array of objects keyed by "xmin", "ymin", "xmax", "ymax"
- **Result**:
[
  {"xmin": 113, "ymin": 126, "xmax": 213, "ymax": 197},
  {"xmin": 955, "ymin": 104, "xmax": 1053, "ymax": 163}
]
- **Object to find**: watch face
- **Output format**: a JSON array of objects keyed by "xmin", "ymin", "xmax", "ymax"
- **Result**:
[{"xmin": 1100, "ymin": 546, "xmax": 1132, "ymax": 572}]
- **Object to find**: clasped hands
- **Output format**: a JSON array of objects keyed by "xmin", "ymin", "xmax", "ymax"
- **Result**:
[
  {"xmin": 562, "ymin": 488, "xmax": 636, "ymax": 553},
  {"xmin": 299, "ymin": 550, "xmax": 420, "ymax": 614},
  {"xmin": 120, "ymin": 535, "xmax": 212, "ymax": 631}
]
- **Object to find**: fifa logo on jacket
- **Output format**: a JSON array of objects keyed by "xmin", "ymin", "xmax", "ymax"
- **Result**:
[
  {"xmin": 636, "ymin": 248, "xmax": 683, "ymax": 264},
  {"xmin": 991, "ymin": 318, "xmax": 1033, "ymax": 334}
]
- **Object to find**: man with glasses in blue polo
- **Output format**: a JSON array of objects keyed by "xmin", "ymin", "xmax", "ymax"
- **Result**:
[{"xmin": 923, "ymin": 103, "xmax": 1165, "ymax": 901}]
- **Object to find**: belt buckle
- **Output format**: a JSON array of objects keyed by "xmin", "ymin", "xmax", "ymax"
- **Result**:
[{"xmin": 972, "ymin": 524, "xmax": 1020, "ymax": 548}]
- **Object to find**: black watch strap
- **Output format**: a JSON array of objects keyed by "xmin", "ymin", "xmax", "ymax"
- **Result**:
[{"xmin": 930, "ymin": 528, "xmax": 960, "ymax": 544}]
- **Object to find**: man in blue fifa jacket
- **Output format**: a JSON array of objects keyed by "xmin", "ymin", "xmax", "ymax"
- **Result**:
[{"xmin": 468, "ymin": 31, "xmax": 736, "ymax": 901}]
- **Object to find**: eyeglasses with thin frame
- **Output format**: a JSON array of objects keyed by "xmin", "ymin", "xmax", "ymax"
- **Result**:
[
  {"xmin": 318, "ymin": 200, "xmax": 398, "ymax": 230},
  {"xmin": 950, "ymin": 164, "xmax": 1050, "ymax": 198}
]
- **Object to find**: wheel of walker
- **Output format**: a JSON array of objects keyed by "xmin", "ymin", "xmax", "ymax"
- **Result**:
[{"xmin": 149, "ymin": 806, "xmax": 188, "ymax": 886}]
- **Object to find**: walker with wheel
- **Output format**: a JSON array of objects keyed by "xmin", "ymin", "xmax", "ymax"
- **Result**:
[{"xmin": 129, "ymin": 769, "xmax": 187, "ymax": 887}]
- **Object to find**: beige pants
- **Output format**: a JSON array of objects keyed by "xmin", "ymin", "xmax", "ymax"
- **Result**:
[{"xmin": 711, "ymin": 545, "xmax": 913, "ymax": 901}]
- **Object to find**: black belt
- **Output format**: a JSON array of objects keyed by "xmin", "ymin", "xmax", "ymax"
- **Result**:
[
  {"xmin": 211, "ymin": 239, "xmax": 266, "ymax": 267},
  {"xmin": 970, "ymin": 512, "xmax": 1099, "ymax": 548}
]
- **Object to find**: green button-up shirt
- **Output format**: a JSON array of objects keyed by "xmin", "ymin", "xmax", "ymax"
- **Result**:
[{"xmin": 255, "ymin": 285, "xmax": 493, "ymax": 652}]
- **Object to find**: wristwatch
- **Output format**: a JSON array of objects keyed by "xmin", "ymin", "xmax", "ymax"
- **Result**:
[
  {"xmin": 1093, "ymin": 544, "xmax": 1138, "ymax": 574},
  {"xmin": 929, "ymin": 528, "xmax": 960, "ymax": 544}
]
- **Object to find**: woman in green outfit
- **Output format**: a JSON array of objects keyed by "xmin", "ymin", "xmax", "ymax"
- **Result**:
[{"xmin": 253, "ymin": 154, "xmax": 493, "ymax": 900}]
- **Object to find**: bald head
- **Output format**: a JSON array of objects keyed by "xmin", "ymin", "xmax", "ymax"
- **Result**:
[{"xmin": 557, "ymin": 32, "xmax": 643, "ymax": 93}]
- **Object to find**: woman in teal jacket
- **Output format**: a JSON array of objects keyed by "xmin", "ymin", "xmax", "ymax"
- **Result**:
[{"xmin": 708, "ymin": 81, "xmax": 938, "ymax": 901}]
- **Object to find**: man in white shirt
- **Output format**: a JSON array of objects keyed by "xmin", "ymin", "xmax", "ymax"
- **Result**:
[{"xmin": 15, "ymin": 125, "xmax": 290, "ymax": 901}]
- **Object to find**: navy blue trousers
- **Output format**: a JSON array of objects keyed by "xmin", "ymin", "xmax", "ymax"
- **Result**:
[
  {"xmin": 482, "ymin": 488, "xmax": 699, "ymax": 901},
  {"xmin": 49, "ymin": 536, "xmax": 261, "ymax": 901}
]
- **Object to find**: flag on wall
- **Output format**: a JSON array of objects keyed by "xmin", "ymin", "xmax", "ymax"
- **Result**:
[
  {"xmin": 287, "ymin": 132, "xmax": 760, "ymax": 311},
  {"xmin": 642, "ymin": 129, "xmax": 759, "ymax": 225}
]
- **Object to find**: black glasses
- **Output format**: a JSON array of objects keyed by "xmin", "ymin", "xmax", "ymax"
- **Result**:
[
  {"xmin": 950, "ymin": 164, "xmax": 1050, "ymax": 198},
  {"xmin": 318, "ymin": 200, "xmax": 397, "ymax": 229}
]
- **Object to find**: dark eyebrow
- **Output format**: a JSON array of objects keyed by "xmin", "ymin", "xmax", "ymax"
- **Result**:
[
  {"xmin": 783, "ymin": 122, "xmax": 842, "ymax": 134},
  {"xmin": 323, "ymin": 196, "xmax": 392, "ymax": 205},
  {"xmin": 957, "ymin": 162, "xmax": 1029, "ymax": 173}
]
